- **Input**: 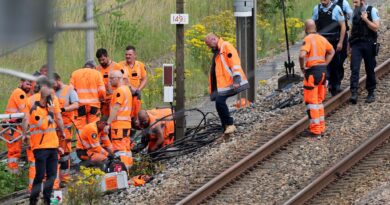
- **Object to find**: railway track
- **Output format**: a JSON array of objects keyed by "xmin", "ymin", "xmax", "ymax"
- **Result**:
[
  {"xmin": 285, "ymin": 123, "xmax": 390, "ymax": 205},
  {"xmin": 173, "ymin": 58, "xmax": 390, "ymax": 205}
]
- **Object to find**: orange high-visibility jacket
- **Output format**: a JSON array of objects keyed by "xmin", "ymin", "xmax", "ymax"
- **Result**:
[
  {"xmin": 110, "ymin": 85, "xmax": 132, "ymax": 129},
  {"xmin": 96, "ymin": 61, "xmax": 128, "ymax": 100},
  {"xmin": 146, "ymin": 108, "xmax": 174, "ymax": 146},
  {"xmin": 70, "ymin": 68, "xmax": 106, "ymax": 108},
  {"xmin": 76, "ymin": 122, "xmax": 112, "ymax": 156},
  {"xmin": 301, "ymin": 33, "xmax": 334, "ymax": 68},
  {"xmin": 119, "ymin": 60, "xmax": 147, "ymax": 88},
  {"xmin": 56, "ymin": 85, "xmax": 76, "ymax": 126},
  {"xmin": 5, "ymin": 88, "xmax": 28, "ymax": 114},
  {"xmin": 27, "ymin": 103, "xmax": 59, "ymax": 151},
  {"xmin": 208, "ymin": 38, "xmax": 249, "ymax": 96}
]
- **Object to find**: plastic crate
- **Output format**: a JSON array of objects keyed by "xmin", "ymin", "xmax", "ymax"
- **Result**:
[{"xmin": 100, "ymin": 171, "xmax": 128, "ymax": 192}]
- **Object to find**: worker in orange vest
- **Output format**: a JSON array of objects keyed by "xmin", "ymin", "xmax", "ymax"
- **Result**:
[
  {"xmin": 95, "ymin": 48, "xmax": 129, "ymax": 117},
  {"xmin": 105, "ymin": 70, "xmax": 133, "ymax": 170},
  {"xmin": 4, "ymin": 79, "xmax": 32, "ymax": 174},
  {"xmin": 26, "ymin": 77, "xmax": 62, "ymax": 191},
  {"xmin": 53, "ymin": 73, "xmax": 79, "ymax": 186},
  {"xmin": 119, "ymin": 45, "xmax": 148, "ymax": 120},
  {"xmin": 70, "ymin": 61, "xmax": 106, "ymax": 132},
  {"xmin": 299, "ymin": 19, "xmax": 335, "ymax": 137},
  {"xmin": 138, "ymin": 108, "xmax": 175, "ymax": 152},
  {"xmin": 22, "ymin": 77, "xmax": 65, "ymax": 205},
  {"xmin": 76, "ymin": 119, "xmax": 113, "ymax": 164},
  {"xmin": 204, "ymin": 33, "xmax": 249, "ymax": 134}
]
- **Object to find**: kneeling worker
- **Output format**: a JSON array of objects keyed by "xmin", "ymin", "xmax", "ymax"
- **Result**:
[
  {"xmin": 137, "ymin": 108, "xmax": 174, "ymax": 152},
  {"xmin": 76, "ymin": 118, "xmax": 113, "ymax": 163}
]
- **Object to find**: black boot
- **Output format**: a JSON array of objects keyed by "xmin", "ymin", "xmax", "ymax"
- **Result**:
[
  {"xmin": 29, "ymin": 198, "xmax": 38, "ymax": 205},
  {"xmin": 335, "ymin": 85, "xmax": 342, "ymax": 94},
  {"xmin": 366, "ymin": 91, "xmax": 375, "ymax": 103},
  {"xmin": 350, "ymin": 92, "xmax": 358, "ymax": 104}
]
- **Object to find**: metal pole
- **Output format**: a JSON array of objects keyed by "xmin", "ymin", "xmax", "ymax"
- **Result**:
[
  {"xmin": 248, "ymin": 0, "xmax": 256, "ymax": 102},
  {"xmin": 281, "ymin": 0, "xmax": 292, "ymax": 70},
  {"xmin": 47, "ymin": 33, "xmax": 55, "ymax": 81},
  {"xmin": 175, "ymin": 0, "xmax": 185, "ymax": 139},
  {"xmin": 235, "ymin": 0, "xmax": 256, "ymax": 103},
  {"xmin": 46, "ymin": 0, "xmax": 55, "ymax": 82},
  {"xmin": 85, "ymin": 0, "xmax": 94, "ymax": 62}
]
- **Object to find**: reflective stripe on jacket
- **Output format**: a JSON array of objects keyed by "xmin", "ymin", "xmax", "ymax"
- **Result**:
[
  {"xmin": 208, "ymin": 38, "xmax": 249, "ymax": 96},
  {"xmin": 56, "ymin": 85, "xmax": 75, "ymax": 126},
  {"xmin": 28, "ymin": 105, "xmax": 59, "ymax": 150},
  {"xmin": 76, "ymin": 122, "xmax": 111, "ymax": 156},
  {"xmin": 301, "ymin": 33, "xmax": 334, "ymax": 68},
  {"xmin": 70, "ymin": 68, "xmax": 106, "ymax": 108},
  {"xmin": 111, "ymin": 85, "xmax": 132, "ymax": 128}
]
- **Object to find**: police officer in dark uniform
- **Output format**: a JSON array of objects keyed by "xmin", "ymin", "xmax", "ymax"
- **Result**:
[
  {"xmin": 349, "ymin": 0, "xmax": 380, "ymax": 104},
  {"xmin": 312, "ymin": 0, "xmax": 347, "ymax": 96},
  {"xmin": 332, "ymin": 0, "xmax": 353, "ymax": 88}
]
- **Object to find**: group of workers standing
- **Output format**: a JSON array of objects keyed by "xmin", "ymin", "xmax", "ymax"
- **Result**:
[
  {"xmin": 299, "ymin": 0, "xmax": 380, "ymax": 137},
  {"xmin": 3, "ymin": 46, "xmax": 175, "ymax": 205}
]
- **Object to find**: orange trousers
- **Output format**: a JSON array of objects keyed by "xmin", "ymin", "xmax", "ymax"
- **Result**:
[
  {"xmin": 74, "ymin": 105, "xmax": 100, "ymax": 132},
  {"xmin": 5, "ymin": 128, "xmax": 23, "ymax": 173},
  {"xmin": 111, "ymin": 128, "xmax": 133, "ymax": 170},
  {"xmin": 303, "ymin": 66, "xmax": 326, "ymax": 135},
  {"xmin": 58, "ymin": 126, "xmax": 72, "ymax": 183}
]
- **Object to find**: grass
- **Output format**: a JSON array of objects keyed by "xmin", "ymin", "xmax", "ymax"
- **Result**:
[
  {"xmin": 0, "ymin": 0, "xmax": 322, "ymax": 112},
  {"xmin": 0, "ymin": 0, "xmax": 233, "ymax": 112}
]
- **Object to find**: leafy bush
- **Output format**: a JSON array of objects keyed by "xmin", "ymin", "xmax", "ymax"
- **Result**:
[
  {"xmin": 66, "ymin": 166, "xmax": 105, "ymax": 205},
  {"xmin": 0, "ymin": 162, "xmax": 28, "ymax": 197},
  {"xmin": 143, "ymin": 68, "xmax": 163, "ymax": 108}
]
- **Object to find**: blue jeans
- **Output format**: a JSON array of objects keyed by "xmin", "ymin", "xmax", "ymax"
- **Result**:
[
  {"xmin": 350, "ymin": 41, "xmax": 377, "ymax": 92},
  {"xmin": 30, "ymin": 148, "xmax": 58, "ymax": 204},
  {"xmin": 215, "ymin": 95, "xmax": 233, "ymax": 127}
]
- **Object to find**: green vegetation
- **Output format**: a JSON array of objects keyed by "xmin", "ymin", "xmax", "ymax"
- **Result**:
[
  {"xmin": 0, "ymin": 162, "xmax": 28, "ymax": 197},
  {"xmin": 66, "ymin": 166, "xmax": 105, "ymax": 205}
]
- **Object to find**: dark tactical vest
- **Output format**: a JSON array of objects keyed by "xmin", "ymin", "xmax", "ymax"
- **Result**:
[
  {"xmin": 350, "ymin": 6, "xmax": 378, "ymax": 44},
  {"xmin": 315, "ymin": 3, "xmax": 341, "ymax": 42}
]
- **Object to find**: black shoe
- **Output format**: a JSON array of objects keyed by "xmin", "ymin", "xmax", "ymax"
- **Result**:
[
  {"xmin": 366, "ymin": 92, "xmax": 375, "ymax": 103},
  {"xmin": 350, "ymin": 92, "xmax": 358, "ymax": 104},
  {"xmin": 330, "ymin": 89, "xmax": 337, "ymax": 96},
  {"xmin": 29, "ymin": 198, "xmax": 38, "ymax": 205},
  {"xmin": 60, "ymin": 181, "xmax": 67, "ymax": 188},
  {"xmin": 336, "ymin": 85, "xmax": 342, "ymax": 94},
  {"xmin": 309, "ymin": 132, "xmax": 322, "ymax": 139}
]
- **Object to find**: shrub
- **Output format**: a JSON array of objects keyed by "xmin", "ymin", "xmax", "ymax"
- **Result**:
[
  {"xmin": 66, "ymin": 166, "xmax": 105, "ymax": 205},
  {"xmin": 0, "ymin": 162, "xmax": 28, "ymax": 197}
]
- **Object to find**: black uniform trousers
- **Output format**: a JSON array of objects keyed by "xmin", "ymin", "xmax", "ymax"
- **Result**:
[
  {"xmin": 30, "ymin": 148, "xmax": 58, "ymax": 205},
  {"xmin": 326, "ymin": 34, "xmax": 348, "ymax": 96},
  {"xmin": 350, "ymin": 40, "xmax": 377, "ymax": 93}
]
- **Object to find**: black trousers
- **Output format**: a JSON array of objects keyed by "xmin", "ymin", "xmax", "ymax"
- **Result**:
[
  {"xmin": 30, "ymin": 148, "xmax": 58, "ymax": 204},
  {"xmin": 215, "ymin": 94, "xmax": 234, "ymax": 128},
  {"xmin": 350, "ymin": 41, "xmax": 377, "ymax": 93},
  {"xmin": 327, "ymin": 35, "xmax": 348, "ymax": 94}
]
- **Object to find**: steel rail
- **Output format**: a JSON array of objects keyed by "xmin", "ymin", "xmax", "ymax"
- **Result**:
[
  {"xmin": 284, "ymin": 123, "xmax": 390, "ymax": 205},
  {"xmin": 175, "ymin": 58, "xmax": 390, "ymax": 205}
]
